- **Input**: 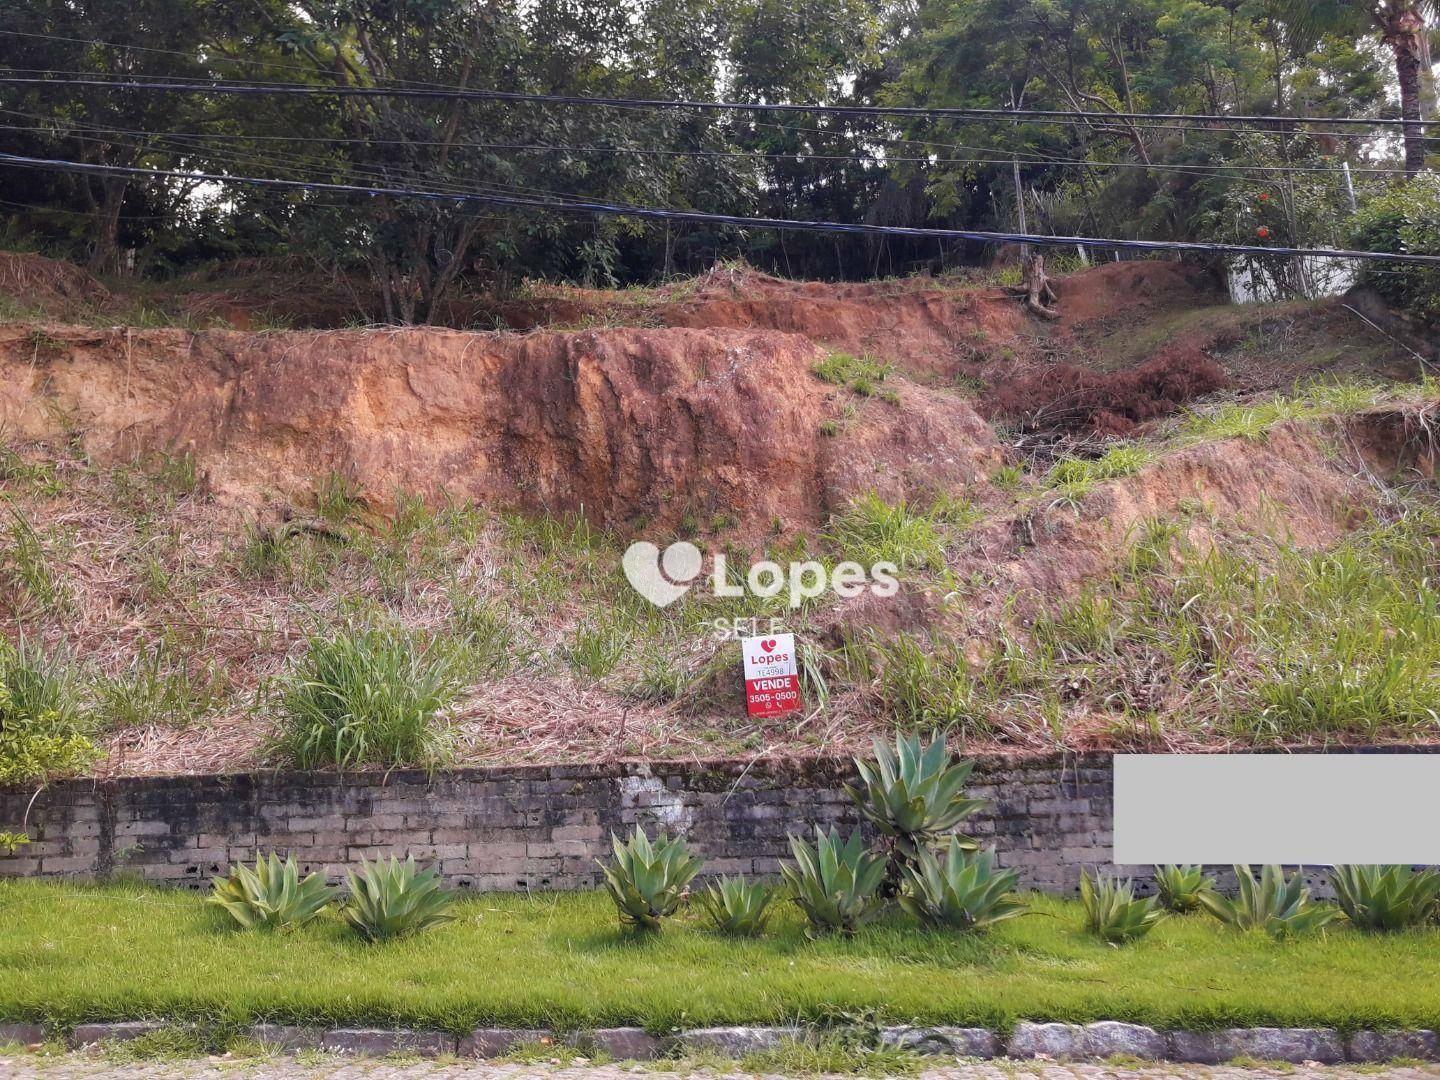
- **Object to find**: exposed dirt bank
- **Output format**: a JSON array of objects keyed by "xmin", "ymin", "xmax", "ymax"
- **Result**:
[{"xmin": 0, "ymin": 323, "xmax": 1001, "ymax": 535}]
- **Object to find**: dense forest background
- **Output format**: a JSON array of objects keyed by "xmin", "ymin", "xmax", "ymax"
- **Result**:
[{"xmin": 0, "ymin": 0, "xmax": 1435, "ymax": 321}]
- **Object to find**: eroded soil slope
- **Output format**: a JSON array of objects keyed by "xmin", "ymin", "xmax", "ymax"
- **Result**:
[
  {"xmin": 0, "ymin": 323, "xmax": 1000, "ymax": 535},
  {"xmin": 1, "ymin": 254, "xmax": 1437, "ymax": 776}
]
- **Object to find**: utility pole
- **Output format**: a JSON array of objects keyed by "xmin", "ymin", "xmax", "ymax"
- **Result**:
[
  {"xmin": 1341, "ymin": 161, "xmax": 1358, "ymax": 213},
  {"xmin": 1012, "ymin": 159, "xmax": 1029, "ymax": 259}
]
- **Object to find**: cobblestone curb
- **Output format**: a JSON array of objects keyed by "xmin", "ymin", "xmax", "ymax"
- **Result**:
[{"xmin": 33, "ymin": 1021, "xmax": 1440, "ymax": 1063}]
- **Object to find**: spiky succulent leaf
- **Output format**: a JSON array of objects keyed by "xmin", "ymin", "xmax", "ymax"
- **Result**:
[
  {"xmin": 1080, "ymin": 871, "xmax": 1165, "ymax": 944},
  {"xmin": 342, "ymin": 855, "xmax": 455, "ymax": 941},
  {"xmin": 698, "ymin": 874, "xmax": 778, "ymax": 936},
  {"xmin": 1153, "ymin": 864, "xmax": 1216, "ymax": 913},
  {"xmin": 1198, "ymin": 865, "xmax": 1338, "ymax": 939},
  {"xmin": 598, "ymin": 827, "xmax": 703, "ymax": 929},
  {"xmin": 208, "ymin": 851, "xmax": 334, "ymax": 930},
  {"xmin": 780, "ymin": 827, "xmax": 887, "ymax": 936},
  {"xmin": 1330, "ymin": 865, "xmax": 1440, "ymax": 931},
  {"xmin": 898, "ymin": 838, "xmax": 1027, "ymax": 931},
  {"xmin": 845, "ymin": 733, "xmax": 983, "ymax": 864}
]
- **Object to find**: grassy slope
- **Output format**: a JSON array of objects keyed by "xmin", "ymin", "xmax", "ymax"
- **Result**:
[{"xmin": 2, "ymin": 880, "xmax": 1438, "ymax": 1033}]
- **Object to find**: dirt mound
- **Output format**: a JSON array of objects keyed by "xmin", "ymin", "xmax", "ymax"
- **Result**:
[
  {"xmin": 0, "ymin": 323, "xmax": 1002, "ymax": 534},
  {"xmin": 172, "ymin": 257, "xmax": 378, "ymax": 329},
  {"xmin": 492, "ymin": 261, "xmax": 1223, "ymax": 377},
  {"xmin": 0, "ymin": 251, "xmax": 112, "ymax": 316},
  {"xmin": 985, "ymin": 347, "xmax": 1229, "ymax": 436}
]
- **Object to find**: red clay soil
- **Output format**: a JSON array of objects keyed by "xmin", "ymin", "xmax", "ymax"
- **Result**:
[
  {"xmin": 0, "ymin": 323, "xmax": 1002, "ymax": 536},
  {"xmin": 493, "ymin": 261, "xmax": 1224, "ymax": 378}
]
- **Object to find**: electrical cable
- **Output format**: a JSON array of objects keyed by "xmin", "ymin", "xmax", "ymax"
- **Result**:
[{"xmin": 4, "ymin": 150, "xmax": 1436, "ymax": 264}]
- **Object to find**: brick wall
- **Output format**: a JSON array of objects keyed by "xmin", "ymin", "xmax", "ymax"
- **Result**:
[{"xmin": 0, "ymin": 750, "xmax": 1421, "ymax": 894}]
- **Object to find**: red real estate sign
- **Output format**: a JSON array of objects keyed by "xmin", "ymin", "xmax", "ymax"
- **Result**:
[{"xmin": 741, "ymin": 633, "xmax": 803, "ymax": 718}]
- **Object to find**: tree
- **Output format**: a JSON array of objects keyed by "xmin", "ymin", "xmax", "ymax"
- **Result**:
[{"xmin": 1295, "ymin": 1, "xmax": 1435, "ymax": 175}]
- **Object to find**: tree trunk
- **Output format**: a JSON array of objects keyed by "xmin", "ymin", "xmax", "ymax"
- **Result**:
[
  {"xmin": 83, "ymin": 177, "xmax": 127, "ymax": 275},
  {"xmin": 1384, "ymin": 8, "xmax": 1429, "ymax": 177}
]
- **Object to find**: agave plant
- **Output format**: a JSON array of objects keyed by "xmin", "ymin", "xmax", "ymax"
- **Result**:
[
  {"xmin": 1198, "ymin": 865, "xmax": 1337, "ymax": 939},
  {"xmin": 845, "ymin": 733, "xmax": 984, "ymax": 873},
  {"xmin": 1330, "ymin": 865, "xmax": 1440, "ymax": 931},
  {"xmin": 1153, "ymin": 864, "xmax": 1216, "ymax": 913},
  {"xmin": 1080, "ymin": 872, "xmax": 1165, "ymax": 944},
  {"xmin": 781, "ymin": 827, "xmax": 888, "ymax": 936},
  {"xmin": 208, "ymin": 852, "xmax": 335, "ymax": 930},
  {"xmin": 342, "ymin": 855, "xmax": 456, "ymax": 942},
  {"xmin": 598, "ymin": 827, "xmax": 703, "ymax": 930},
  {"xmin": 898, "ymin": 838, "xmax": 1027, "ymax": 931},
  {"xmin": 698, "ymin": 874, "xmax": 778, "ymax": 936}
]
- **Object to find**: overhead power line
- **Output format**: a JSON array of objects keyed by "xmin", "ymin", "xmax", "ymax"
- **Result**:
[
  {"xmin": 0, "ymin": 75, "xmax": 1425, "ymax": 132},
  {"xmin": 0, "ymin": 118, "xmax": 1404, "ymax": 182},
  {"xmin": 3, "ymin": 151, "xmax": 1436, "ymax": 265}
]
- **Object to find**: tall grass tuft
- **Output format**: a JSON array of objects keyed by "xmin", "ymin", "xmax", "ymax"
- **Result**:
[
  {"xmin": 270, "ymin": 623, "xmax": 462, "ymax": 769},
  {"xmin": 826, "ymin": 493, "xmax": 945, "ymax": 572}
]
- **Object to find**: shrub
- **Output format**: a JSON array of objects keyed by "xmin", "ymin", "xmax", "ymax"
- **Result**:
[
  {"xmin": 698, "ymin": 874, "xmax": 778, "ymax": 936},
  {"xmin": 898, "ymin": 838, "xmax": 1026, "ymax": 931},
  {"xmin": 1330, "ymin": 864, "xmax": 1440, "ymax": 931},
  {"xmin": 270, "ymin": 623, "xmax": 462, "ymax": 769},
  {"xmin": 598, "ymin": 827, "xmax": 703, "ymax": 930},
  {"xmin": 208, "ymin": 852, "xmax": 335, "ymax": 930},
  {"xmin": 1199, "ymin": 865, "xmax": 1338, "ymax": 939},
  {"xmin": 343, "ymin": 855, "xmax": 456, "ymax": 941},
  {"xmin": 846, "ymin": 733, "xmax": 984, "ymax": 873},
  {"xmin": 0, "ymin": 640, "xmax": 95, "ymax": 788},
  {"xmin": 1080, "ymin": 872, "xmax": 1165, "ymax": 944},
  {"xmin": 781, "ymin": 827, "xmax": 887, "ymax": 936},
  {"xmin": 1350, "ymin": 172, "xmax": 1440, "ymax": 327},
  {"xmin": 1153, "ymin": 864, "xmax": 1215, "ymax": 913}
]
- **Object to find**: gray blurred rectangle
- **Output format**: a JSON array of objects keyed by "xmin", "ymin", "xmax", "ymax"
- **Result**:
[{"xmin": 1113, "ymin": 754, "xmax": 1440, "ymax": 864}]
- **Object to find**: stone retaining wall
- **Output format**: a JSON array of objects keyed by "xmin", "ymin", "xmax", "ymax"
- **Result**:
[{"xmin": 0, "ymin": 748, "xmax": 1431, "ymax": 892}]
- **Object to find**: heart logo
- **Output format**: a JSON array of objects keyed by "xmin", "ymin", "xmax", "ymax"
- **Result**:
[
  {"xmin": 622, "ymin": 541, "xmax": 703, "ymax": 608},
  {"xmin": 760, "ymin": 638, "xmax": 777, "ymax": 653}
]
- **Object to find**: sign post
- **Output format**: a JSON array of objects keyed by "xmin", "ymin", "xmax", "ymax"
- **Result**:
[{"xmin": 740, "ymin": 633, "xmax": 803, "ymax": 718}]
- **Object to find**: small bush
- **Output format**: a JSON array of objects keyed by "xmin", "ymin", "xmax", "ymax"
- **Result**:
[
  {"xmin": 209, "ymin": 852, "xmax": 335, "ymax": 930},
  {"xmin": 599, "ymin": 827, "xmax": 703, "ymax": 930},
  {"xmin": 270, "ymin": 623, "xmax": 462, "ymax": 769},
  {"xmin": 898, "ymin": 838, "xmax": 1026, "ymax": 931},
  {"xmin": 343, "ymin": 855, "xmax": 455, "ymax": 941},
  {"xmin": 1330, "ymin": 864, "xmax": 1440, "ymax": 931},
  {"xmin": 0, "ymin": 640, "xmax": 95, "ymax": 787},
  {"xmin": 698, "ymin": 874, "xmax": 778, "ymax": 936},
  {"xmin": 847, "ymin": 732, "xmax": 983, "ymax": 872},
  {"xmin": 781, "ymin": 827, "xmax": 887, "ymax": 936},
  {"xmin": 1153, "ymin": 864, "xmax": 1215, "ymax": 913},
  {"xmin": 1199, "ymin": 864, "xmax": 1337, "ymax": 939},
  {"xmin": 1350, "ymin": 172, "xmax": 1440, "ymax": 327},
  {"xmin": 1080, "ymin": 872, "xmax": 1165, "ymax": 944}
]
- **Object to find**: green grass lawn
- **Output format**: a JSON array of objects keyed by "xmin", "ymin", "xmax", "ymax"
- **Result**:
[{"xmin": 2, "ymin": 879, "xmax": 1438, "ymax": 1035}]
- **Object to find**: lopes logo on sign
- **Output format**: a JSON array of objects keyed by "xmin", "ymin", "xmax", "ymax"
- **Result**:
[
  {"xmin": 622, "ymin": 540, "xmax": 898, "ymax": 609},
  {"xmin": 741, "ymin": 632, "xmax": 802, "ymax": 718}
]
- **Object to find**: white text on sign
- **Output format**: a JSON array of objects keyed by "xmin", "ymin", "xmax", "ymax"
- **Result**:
[{"xmin": 740, "ymin": 633, "xmax": 803, "ymax": 719}]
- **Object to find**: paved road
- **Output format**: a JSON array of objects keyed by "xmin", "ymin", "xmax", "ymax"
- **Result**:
[{"xmin": 1, "ymin": 1056, "xmax": 1436, "ymax": 1080}]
